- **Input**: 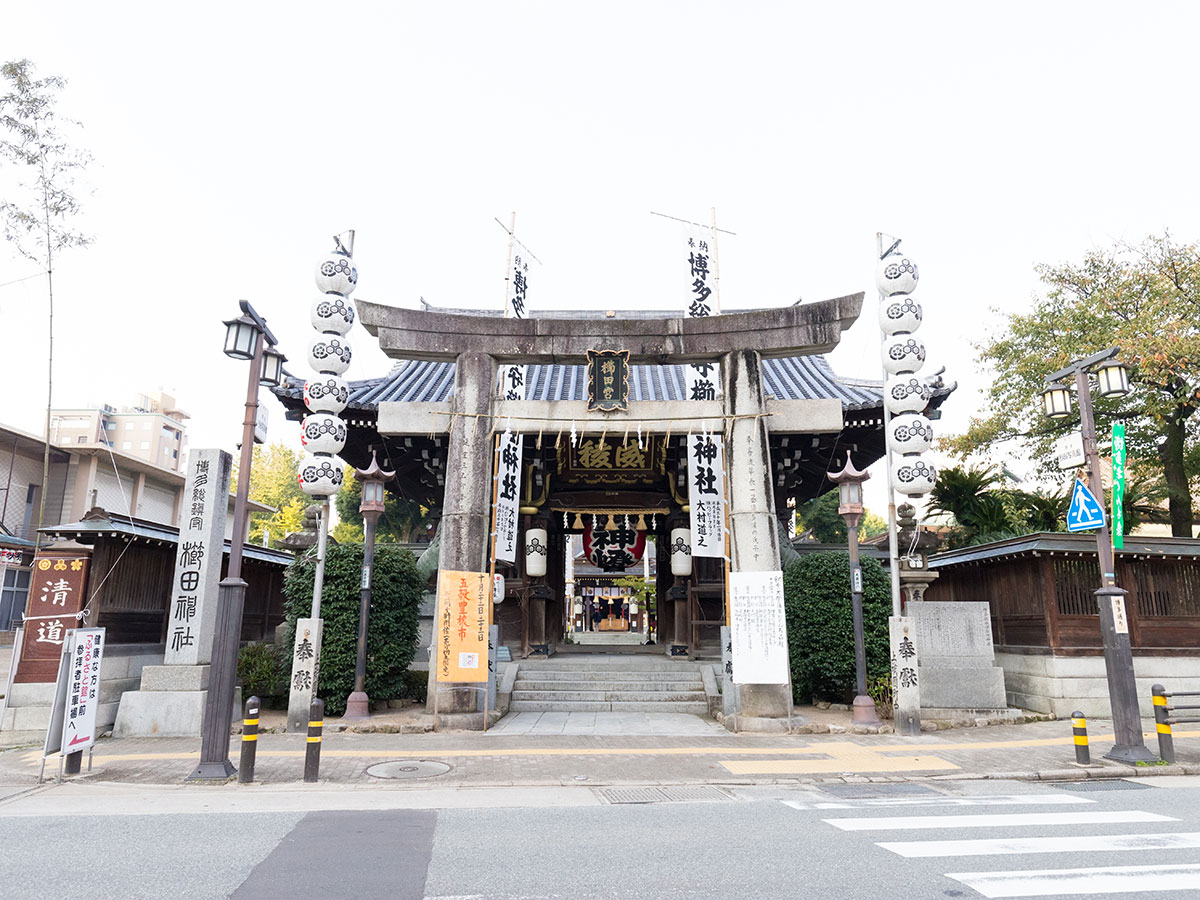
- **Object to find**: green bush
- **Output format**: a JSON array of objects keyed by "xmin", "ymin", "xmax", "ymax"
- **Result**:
[
  {"xmin": 783, "ymin": 551, "xmax": 891, "ymax": 704},
  {"xmin": 237, "ymin": 641, "xmax": 286, "ymax": 707},
  {"xmin": 282, "ymin": 542, "xmax": 424, "ymax": 716},
  {"xmin": 399, "ymin": 668, "xmax": 428, "ymax": 704}
]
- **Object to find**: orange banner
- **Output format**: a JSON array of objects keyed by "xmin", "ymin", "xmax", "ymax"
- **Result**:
[{"xmin": 434, "ymin": 569, "xmax": 490, "ymax": 683}]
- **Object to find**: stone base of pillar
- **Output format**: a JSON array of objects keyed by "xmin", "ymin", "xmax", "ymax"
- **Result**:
[
  {"xmin": 343, "ymin": 691, "xmax": 370, "ymax": 719},
  {"xmin": 667, "ymin": 644, "xmax": 690, "ymax": 657},
  {"xmin": 431, "ymin": 685, "xmax": 478, "ymax": 714},
  {"xmin": 721, "ymin": 714, "xmax": 797, "ymax": 734},
  {"xmin": 432, "ymin": 710, "xmax": 504, "ymax": 731},
  {"xmin": 528, "ymin": 643, "xmax": 552, "ymax": 658}
]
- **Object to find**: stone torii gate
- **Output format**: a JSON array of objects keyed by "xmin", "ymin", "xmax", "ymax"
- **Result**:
[{"xmin": 357, "ymin": 293, "xmax": 863, "ymax": 730}]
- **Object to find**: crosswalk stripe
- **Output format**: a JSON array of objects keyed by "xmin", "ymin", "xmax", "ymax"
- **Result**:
[
  {"xmin": 878, "ymin": 830, "xmax": 1200, "ymax": 858},
  {"xmin": 823, "ymin": 810, "xmax": 1176, "ymax": 831},
  {"xmin": 783, "ymin": 795, "xmax": 1094, "ymax": 811},
  {"xmin": 945, "ymin": 863, "xmax": 1200, "ymax": 898}
]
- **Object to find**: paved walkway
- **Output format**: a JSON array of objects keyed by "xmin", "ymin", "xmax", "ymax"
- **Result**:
[{"xmin": 1, "ymin": 713, "xmax": 1197, "ymax": 789}]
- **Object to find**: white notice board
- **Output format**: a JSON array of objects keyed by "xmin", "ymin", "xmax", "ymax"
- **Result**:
[{"xmin": 729, "ymin": 571, "xmax": 789, "ymax": 685}]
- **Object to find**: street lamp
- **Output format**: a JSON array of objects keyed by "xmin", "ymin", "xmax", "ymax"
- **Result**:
[
  {"xmin": 191, "ymin": 300, "xmax": 281, "ymax": 780},
  {"xmin": 1042, "ymin": 346, "xmax": 1154, "ymax": 764},
  {"xmin": 828, "ymin": 454, "xmax": 881, "ymax": 727},
  {"xmin": 344, "ymin": 450, "xmax": 395, "ymax": 719}
]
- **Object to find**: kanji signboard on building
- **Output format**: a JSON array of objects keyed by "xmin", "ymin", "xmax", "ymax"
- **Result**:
[
  {"xmin": 586, "ymin": 349, "xmax": 630, "ymax": 412},
  {"xmin": 688, "ymin": 432, "xmax": 726, "ymax": 558},
  {"xmin": 16, "ymin": 553, "xmax": 89, "ymax": 684},
  {"xmin": 493, "ymin": 431, "xmax": 523, "ymax": 564}
]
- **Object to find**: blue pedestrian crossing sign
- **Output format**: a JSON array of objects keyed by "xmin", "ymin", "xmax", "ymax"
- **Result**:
[{"xmin": 1066, "ymin": 478, "xmax": 1106, "ymax": 532}]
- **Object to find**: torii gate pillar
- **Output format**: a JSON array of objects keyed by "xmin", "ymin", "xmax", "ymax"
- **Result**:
[
  {"xmin": 427, "ymin": 351, "xmax": 496, "ymax": 717},
  {"xmin": 723, "ymin": 349, "xmax": 793, "ymax": 727}
]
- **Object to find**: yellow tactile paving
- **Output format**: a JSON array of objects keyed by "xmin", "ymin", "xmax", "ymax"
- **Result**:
[{"xmin": 718, "ymin": 741, "xmax": 959, "ymax": 775}]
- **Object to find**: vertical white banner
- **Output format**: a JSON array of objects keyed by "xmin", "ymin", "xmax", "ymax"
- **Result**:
[
  {"xmin": 500, "ymin": 247, "xmax": 531, "ymax": 400},
  {"xmin": 688, "ymin": 432, "xmax": 726, "ymax": 558},
  {"xmin": 683, "ymin": 224, "xmax": 721, "ymax": 400},
  {"xmin": 729, "ymin": 571, "xmax": 788, "ymax": 684},
  {"xmin": 494, "ymin": 431, "xmax": 523, "ymax": 563}
]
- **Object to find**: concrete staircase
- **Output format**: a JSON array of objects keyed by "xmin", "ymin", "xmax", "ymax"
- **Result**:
[{"xmin": 509, "ymin": 656, "xmax": 709, "ymax": 713}]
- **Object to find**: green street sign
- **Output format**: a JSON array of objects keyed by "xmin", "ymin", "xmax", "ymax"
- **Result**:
[{"xmin": 1112, "ymin": 422, "xmax": 1126, "ymax": 549}]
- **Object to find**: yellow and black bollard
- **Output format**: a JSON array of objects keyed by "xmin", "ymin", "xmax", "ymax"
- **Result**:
[
  {"xmin": 303, "ymin": 698, "xmax": 324, "ymax": 783},
  {"xmin": 1152, "ymin": 684, "xmax": 1175, "ymax": 764},
  {"xmin": 1071, "ymin": 710, "xmax": 1090, "ymax": 765},
  {"xmin": 238, "ymin": 696, "xmax": 260, "ymax": 785}
]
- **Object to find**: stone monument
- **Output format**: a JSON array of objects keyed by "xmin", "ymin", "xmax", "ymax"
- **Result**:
[{"xmin": 113, "ymin": 449, "xmax": 234, "ymax": 736}]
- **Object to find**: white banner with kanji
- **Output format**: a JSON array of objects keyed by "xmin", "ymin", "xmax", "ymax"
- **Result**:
[
  {"xmin": 688, "ymin": 432, "xmax": 726, "ymax": 558},
  {"xmin": 682, "ymin": 224, "xmax": 721, "ymax": 400},
  {"xmin": 494, "ymin": 431, "xmax": 523, "ymax": 563}
]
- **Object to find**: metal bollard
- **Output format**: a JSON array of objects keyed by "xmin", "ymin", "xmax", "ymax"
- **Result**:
[
  {"xmin": 1071, "ymin": 710, "xmax": 1090, "ymax": 765},
  {"xmin": 1152, "ymin": 684, "xmax": 1174, "ymax": 764},
  {"xmin": 238, "ymin": 696, "xmax": 260, "ymax": 785},
  {"xmin": 303, "ymin": 698, "xmax": 324, "ymax": 783}
]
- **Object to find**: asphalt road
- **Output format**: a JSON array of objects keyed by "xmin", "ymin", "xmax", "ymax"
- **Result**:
[{"xmin": 2, "ymin": 777, "xmax": 1200, "ymax": 898}]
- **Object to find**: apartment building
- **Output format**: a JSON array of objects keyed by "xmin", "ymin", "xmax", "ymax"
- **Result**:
[{"xmin": 49, "ymin": 390, "xmax": 189, "ymax": 474}]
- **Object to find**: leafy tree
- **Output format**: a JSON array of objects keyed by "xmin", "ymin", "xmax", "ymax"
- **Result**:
[
  {"xmin": 796, "ymin": 490, "xmax": 887, "ymax": 541},
  {"xmin": 784, "ymin": 552, "xmax": 891, "ymax": 703},
  {"xmin": 335, "ymin": 466, "xmax": 434, "ymax": 543},
  {"xmin": 1, "ymin": 59, "xmax": 92, "ymax": 546},
  {"xmin": 282, "ymin": 542, "xmax": 423, "ymax": 716},
  {"xmin": 943, "ymin": 235, "xmax": 1200, "ymax": 536},
  {"xmin": 928, "ymin": 464, "xmax": 1071, "ymax": 548},
  {"xmin": 235, "ymin": 442, "xmax": 307, "ymax": 546}
]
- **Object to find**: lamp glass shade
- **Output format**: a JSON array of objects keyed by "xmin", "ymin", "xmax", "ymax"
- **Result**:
[
  {"xmin": 1041, "ymin": 385, "xmax": 1072, "ymax": 419},
  {"xmin": 259, "ymin": 346, "xmax": 286, "ymax": 387},
  {"xmin": 1096, "ymin": 361, "xmax": 1130, "ymax": 398},
  {"xmin": 223, "ymin": 317, "xmax": 259, "ymax": 360},
  {"xmin": 838, "ymin": 481, "xmax": 862, "ymax": 508}
]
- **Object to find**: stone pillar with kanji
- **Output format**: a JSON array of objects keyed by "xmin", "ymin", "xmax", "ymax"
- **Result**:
[{"xmin": 114, "ymin": 449, "xmax": 235, "ymax": 737}]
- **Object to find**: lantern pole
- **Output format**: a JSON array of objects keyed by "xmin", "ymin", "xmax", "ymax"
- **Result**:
[{"xmin": 877, "ymin": 233, "xmax": 903, "ymax": 618}]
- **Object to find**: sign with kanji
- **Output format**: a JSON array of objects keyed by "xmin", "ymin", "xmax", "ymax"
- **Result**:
[
  {"xmin": 435, "ymin": 570, "xmax": 490, "ymax": 683},
  {"xmin": 498, "ymin": 248, "xmax": 531, "ymax": 402},
  {"xmin": 1066, "ymin": 477, "xmax": 1105, "ymax": 533},
  {"xmin": 61, "ymin": 628, "xmax": 105, "ymax": 754},
  {"xmin": 15, "ymin": 552, "xmax": 89, "ymax": 684},
  {"xmin": 493, "ymin": 431, "xmax": 523, "ymax": 564},
  {"xmin": 682, "ymin": 225, "xmax": 721, "ymax": 401},
  {"xmin": 164, "ymin": 448, "xmax": 232, "ymax": 665},
  {"xmin": 1111, "ymin": 422, "xmax": 1126, "ymax": 550},
  {"xmin": 729, "ymin": 571, "xmax": 788, "ymax": 684},
  {"xmin": 586, "ymin": 349, "xmax": 630, "ymax": 412},
  {"xmin": 688, "ymin": 432, "xmax": 726, "ymax": 558},
  {"xmin": 286, "ymin": 617, "xmax": 323, "ymax": 733}
]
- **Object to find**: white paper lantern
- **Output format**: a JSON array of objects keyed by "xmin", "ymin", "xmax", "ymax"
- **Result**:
[
  {"xmin": 882, "ymin": 334, "xmax": 926, "ymax": 375},
  {"xmin": 525, "ymin": 527, "xmax": 548, "ymax": 577},
  {"xmin": 303, "ymin": 375, "xmax": 350, "ymax": 415},
  {"xmin": 573, "ymin": 600, "xmax": 583, "ymax": 615},
  {"xmin": 298, "ymin": 454, "xmax": 344, "ymax": 496},
  {"xmin": 300, "ymin": 413, "xmax": 347, "ymax": 455},
  {"xmin": 310, "ymin": 295, "xmax": 356, "ymax": 335},
  {"xmin": 875, "ymin": 254, "xmax": 919, "ymax": 296},
  {"xmin": 887, "ymin": 413, "xmax": 934, "ymax": 455},
  {"xmin": 629, "ymin": 601, "xmax": 638, "ymax": 615},
  {"xmin": 885, "ymin": 375, "xmax": 932, "ymax": 415},
  {"xmin": 670, "ymin": 527, "xmax": 692, "ymax": 577},
  {"xmin": 878, "ymin": 295, "xmax": 923, "ymax": 335},
  {"xmin": 892, "ymin": 455, "xmax": 937, "ymax": 497},
  {"xmin": 314, "ymin": 252, "xmax": 358, "ymax": 296},
  {"xmin": 307, "ymin": 334, "xmax": 352, "ymax": 375}
]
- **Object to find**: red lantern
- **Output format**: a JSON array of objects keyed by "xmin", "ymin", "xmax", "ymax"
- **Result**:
[{"xmin": 582, "ymin": 518, "xmax": 646, "ymax": 572}]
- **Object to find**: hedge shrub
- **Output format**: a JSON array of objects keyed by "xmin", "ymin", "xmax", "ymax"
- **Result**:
[
  {"xmin": 237, "ymin": 641, "xmax": 286, "ymax": 707},
  {"xmin": 783, "ymin": 551, "xmax": 891, "ymax": 704},
  {"xmin": 282, "ymin": 542, "xmax": 423, "ymax": 716}
]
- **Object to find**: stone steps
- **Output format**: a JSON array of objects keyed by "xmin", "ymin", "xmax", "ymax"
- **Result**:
[
  {"xmin": 508, "ymin": 699, "xmax": 710, "ymax": 714},
  {"xmin": 507, "ymin": 656, "xmax": 711, "ymax": 715},
  {"xmin": 515, "ymin": 679, "xmax": 702, "ymax": 693},
  {"xmin": 512, "ymin": 689, "xmax": 706, "ymax": 703}
]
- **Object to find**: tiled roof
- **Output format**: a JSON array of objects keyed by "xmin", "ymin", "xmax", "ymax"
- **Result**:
[{"xmin": 281, "ymin": 355, "xmax": 884, "ymax": 411}]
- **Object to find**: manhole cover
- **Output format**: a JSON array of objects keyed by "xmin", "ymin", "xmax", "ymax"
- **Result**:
[
  {"xmin": 1045, "ymin": 780, "xmax": 1151, "ymax": 792},
  {"xmin": 598, "ymin": 786, "xmax": 732, "ymax": 805},
  {"xmin": 365, "ymin": 760, "xmax": 451, "ymax": 780},
  {"xmin": 819, "ymin": 783, "xmax": 939, "ymax": 800}
]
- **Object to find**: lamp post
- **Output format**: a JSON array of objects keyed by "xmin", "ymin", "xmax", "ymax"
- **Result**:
[
  {"xmin": 1042, "ymin": 346, "xmax": 1154, "ymax": 764},
  {"xmin": 191, "ymin": 301, "xmax": 284, "ymax": 779},
  {"xmin": 344, "ymin": 450, "xmax": 395, "ymax": 719},
  {"xmin": 828, "ymin": 455, "xmax": 881, "ymax": 726}
]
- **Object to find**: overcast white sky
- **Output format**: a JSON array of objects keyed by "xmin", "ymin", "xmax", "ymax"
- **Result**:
[{"xmin": 3, "ymin": 2, "xmax": 1199, "ymax": 513}]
